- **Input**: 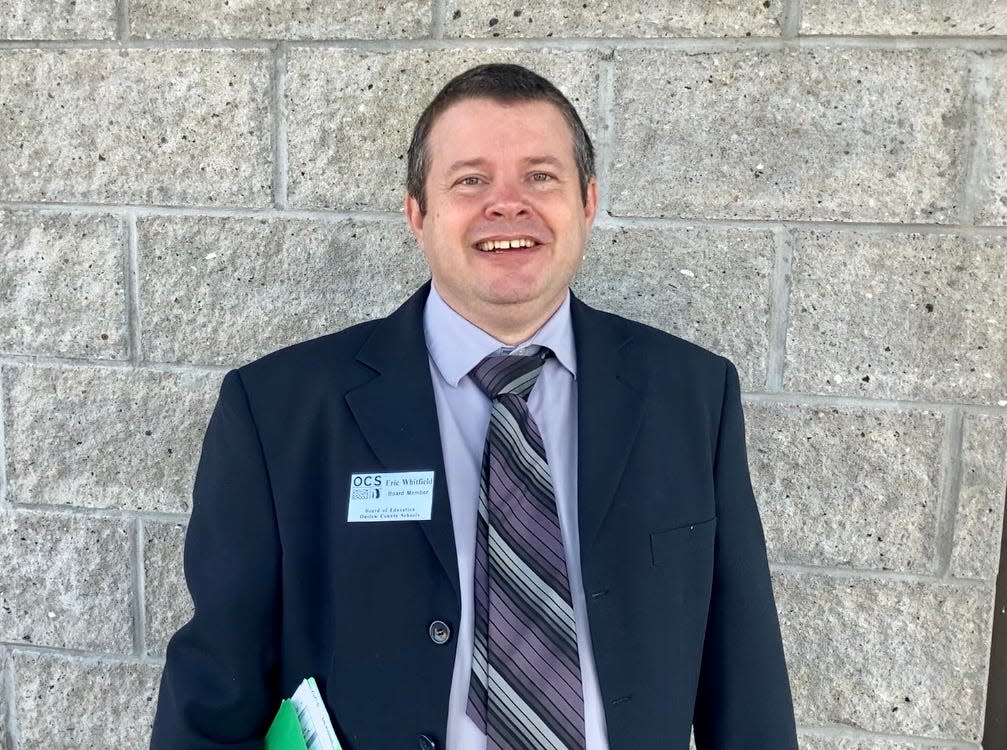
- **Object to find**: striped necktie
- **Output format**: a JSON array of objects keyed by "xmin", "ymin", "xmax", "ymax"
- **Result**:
[{"xmin": 465, "ymin": 347, "xmax": 585, "ymax": 750}]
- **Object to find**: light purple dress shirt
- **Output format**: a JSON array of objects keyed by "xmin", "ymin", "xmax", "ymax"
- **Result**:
[{"xmin": 423, "ymin": 283, "xmax": 610, "ymax": 750}]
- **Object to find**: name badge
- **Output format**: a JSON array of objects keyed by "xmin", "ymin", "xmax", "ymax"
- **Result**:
[{"xmin": 347, "ymin": 471, "xmax": 435, "ymax": 522}]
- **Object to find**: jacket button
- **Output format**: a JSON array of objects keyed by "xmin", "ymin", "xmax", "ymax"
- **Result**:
[
  {"xmin": 416, "ymin": 733, "xmax": 436, "ymax": 749},
  {"xmin": 428, "ymin": 620, "xmax": 451, "ymax": 645}
]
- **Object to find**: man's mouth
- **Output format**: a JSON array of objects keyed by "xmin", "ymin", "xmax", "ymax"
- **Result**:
[{"xmin": 475, "ymin": 237, "xmax": 538, "ymax": 252}]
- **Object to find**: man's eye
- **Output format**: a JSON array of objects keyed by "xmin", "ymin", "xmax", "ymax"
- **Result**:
[
  {"xmin": 458, "ymin": 176, "xmax": 482, "ymax": 186},
  {"xmin": 531, "ymin": 172, "xmax": 554, "ymax": 182}
]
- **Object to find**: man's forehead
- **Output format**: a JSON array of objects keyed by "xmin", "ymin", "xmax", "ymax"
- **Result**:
[{"xmin": 425, "ymin": 97, "xmax": 577, "ymax": 162}]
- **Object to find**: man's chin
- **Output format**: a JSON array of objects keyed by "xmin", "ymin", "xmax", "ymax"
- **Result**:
[{"xmin": 477, "ymin": 284, "xmax": 552, "ymax": 309}]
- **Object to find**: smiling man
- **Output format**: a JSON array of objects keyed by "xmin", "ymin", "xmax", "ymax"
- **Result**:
[
  {"xmin": 404, "ymin": 93, "xmax": 595, "ymax": 344},
  {"xmin": 151, "ymin": 64, "xmax": 799, "ymax": 750}
]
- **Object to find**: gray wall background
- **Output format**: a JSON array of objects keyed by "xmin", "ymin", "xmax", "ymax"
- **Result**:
[{"xmin": 1, "ymin": 1, "xmax": 1006, "ymax": 748}]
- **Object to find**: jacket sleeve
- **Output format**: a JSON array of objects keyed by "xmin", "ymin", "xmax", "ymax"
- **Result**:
[
  {"xmin": 150, "ymin": 369, "xmax": 282, "ymax": 749},
  {"xmin": 692, "ymin": 360, "xmax": 799, "ymax": 748}
]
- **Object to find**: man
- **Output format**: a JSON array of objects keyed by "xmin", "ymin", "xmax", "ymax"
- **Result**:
[{"xmin": 151, "ymin": 63, "xmax": 798, "ymax": 749}]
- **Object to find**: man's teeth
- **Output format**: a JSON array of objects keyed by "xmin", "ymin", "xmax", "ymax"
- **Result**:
[{"xmin": 477, "ymin": 238, "xmax": 535, "ymax": 251}]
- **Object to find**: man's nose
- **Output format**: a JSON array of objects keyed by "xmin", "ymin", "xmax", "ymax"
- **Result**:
[{"xmin": 485, "ymin": 180, "xmax": 530, "ymax": 219}]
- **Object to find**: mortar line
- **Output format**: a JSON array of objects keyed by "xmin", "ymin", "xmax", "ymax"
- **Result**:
[
  {"xmin": 0, "ymin": 36, "xmax": 1005, "ymax": 52},
  {"xmin": 131, "ymin": 519, "xmax": 148, "ymax": 658},
  {"xmin": 271, "ymin": 43, "xmax": 289, "ymax": 210},
  {"xmin": 3, "ymin": 647, "xmax": 19, "ymax": 750},
  {"xmin": 2, "ymin": 643, "xmax": 163, "ymax": 667},
  {"xmin": 780, "ymin": 0, "xmax": 801, "ymax": 39},
  {"xmin": 936, "ymin": 407, "xmax": 966, "ymax": 577},
  {"xmin": 959, "ymin": 55, "xmax": 990, "ymax": 226},
  {"xmin": 3, "ymin": 502, "xmax": 189, "ymax": 524},
  {"xmin": 599, "ymin": 214, "xmax": 1007, "ymax": 235},
  {"xmin": 798, "ymin": 723, "xmax": 979, "ymax": 749},
  {"xmin": 0, "ymin": 364, "xmax": 8, "ymax": 510},
  {"xmin": 429, "ymin": 0, "xmax": 445, "ymax": 39},
  {"xmin": 595, "ymin": 51, "xmax": 616, "ymax": 218},
  {"xmin": 765, "ymin": 227, "xmax": 794, "ymax": 391},
  {"xmin": 0, "ymin": 39, "xmax": 276, "ymax": 50},
  {"xmin": 0, "ymin": 203, "xmax": 128, "ymax": 217},
  {"xmin": 3, "ymin": 200, "xmax": 1005, "ymax": 237},
  {"xmin": 0, "ymin": 201, "xmax": 404, "ymax": 223},
  {"xmin": 124, "ymin": 214, "xmax": 143, "ymax": 364},
  {"xmin": 0, "ymin": 355, "xmax": 229, "ymax": 374},
  {"xmin": 770, "ymin": 560, "xmax": 988, "ymax": 587},
  {"xmin": 0, "ymin": 200, "xmax": 402, "ymax": 220},
  {"xmin": 115, "ymin": 0, "xmax": 130, "ymax": 40},
  {"xmin": 741, "ymin": 391, "xmax": 1007, "ymax": 415}
]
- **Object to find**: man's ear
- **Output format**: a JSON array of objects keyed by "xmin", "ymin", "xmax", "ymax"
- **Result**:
[
  {"xmin": 404, "ymin": 193, "xmax": 425, "ymax": 248},
  {"xmin": 583, "ymin": 177, "xmax": 599, "ymax": 228}
]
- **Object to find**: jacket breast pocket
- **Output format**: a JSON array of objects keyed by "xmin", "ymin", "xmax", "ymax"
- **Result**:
[{"xmin": 650, "ymin": 516, "xmax": 716, "ymax": 567}]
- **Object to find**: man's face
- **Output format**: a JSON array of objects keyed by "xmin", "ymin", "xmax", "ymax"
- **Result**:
[{"xmin": 405, "ymin": 97, "xmax": 598, "ymax": 336}]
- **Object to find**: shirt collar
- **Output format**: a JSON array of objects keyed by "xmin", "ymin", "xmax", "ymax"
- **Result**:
[{"xmin": 423, "ymin": 282, "xmax": 577, "ymax": 388}]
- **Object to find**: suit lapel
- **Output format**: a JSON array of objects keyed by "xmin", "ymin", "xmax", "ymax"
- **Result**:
[
  {"xmin": 572, "ymin": 295, "xmax": 645, "ymax": 556},
  {"xmin": 340, "ymin": 287, "xmax": 642, "ymax": 599},
  {"xmin": 344, "ymin": 282, "xmax": 460, "ymax": 598}
]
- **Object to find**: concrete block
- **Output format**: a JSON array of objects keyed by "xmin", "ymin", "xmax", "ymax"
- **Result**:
[
  {"xmin": 0, "ymin": 0, "xmax": 116, "ymax": 39},
  {"xmin": 976, "ymin": 58, "xmax": 1007, "ymax": 226},
  {"xmin": 286, "ymin": 48, "xmax": 600, "ymax": 211},
  {"xmin": 949, "ymin": 413, "xmax": 1007, "ymax": 580},
  {"xmin": 573, "ymin": 226, "xmax": 773, "ymax": 390},
  {"xmin": 3, "ymin": 365, "xmax": 220, "ymax": 513},
  {"xmin": 775, "ymin": 573, "xmax": 990, "ymax": 741},
  {"xmin": 802, "ymin": 0, "xmax": 1005, "ymax": 35},
  {"xmin": 0, "ymin": 210, "xmax": 128, "ymax": 360},
  {"xmin": 13, "ymin": 652, "xmax": 161, "ymax": 749},
  {"xmin": 0, "ymin": 50, "xmax": 272, "ymax": 207},
  {"xmin": 0, "ymin": 511, "xmax": 131, "ymax": 653},
  {"xmin": 130, "ymin": 0, "xmax": 430, "ymax": 39},
  {"xmin": 136, "ymin": 215, "xmax": 428, "ymax": 366},
  {"xmin": 442, "ymin": 0, "xmax": 782, "ymax": 38},
  {"xmin": 748, "ymin": 404, "xmax": 944, "ymax": 573},
  {"xmin": 143, "ymin": 521, "xmax": 191, "ymax": 657},
  {"xmin": 611, "ymin": 49, "xmax": 971, "ymax": 222},
  {"xmin": 785, "ymin": 231, "xmax": 1006, "ymax": 402}
]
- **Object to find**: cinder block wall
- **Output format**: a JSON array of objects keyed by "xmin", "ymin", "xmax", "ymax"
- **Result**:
[{"xmin": 1, "ymin": 2, "xmax": 1005, "ymax": 748}]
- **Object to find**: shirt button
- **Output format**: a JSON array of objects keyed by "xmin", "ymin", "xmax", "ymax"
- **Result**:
[
  {"xmin": 416, "ymin": 733, "xmax": 436, "ymax": 749},
  {"xmin": 428, "ymin": 620, "xmax": 451, "ymax": 645}
]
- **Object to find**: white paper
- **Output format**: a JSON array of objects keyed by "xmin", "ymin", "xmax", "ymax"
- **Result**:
[{"xmin": 290, "ymin": 677, "xmax": 342, "ymax": 750}]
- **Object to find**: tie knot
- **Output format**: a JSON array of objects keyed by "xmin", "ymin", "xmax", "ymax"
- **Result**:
[{"xmin": 470, "ymin": 346, "xmax": 551, "ymax": 400}]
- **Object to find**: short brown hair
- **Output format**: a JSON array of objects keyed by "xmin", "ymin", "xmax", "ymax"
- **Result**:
[{"xmin": 406, "ymin": 63, "xmax": 596, "ymax": 214}]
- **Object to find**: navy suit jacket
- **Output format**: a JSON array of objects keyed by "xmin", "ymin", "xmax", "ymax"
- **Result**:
[{"xmin": 151, "ymin": 282, "xmax": 798, "ymax": 749}]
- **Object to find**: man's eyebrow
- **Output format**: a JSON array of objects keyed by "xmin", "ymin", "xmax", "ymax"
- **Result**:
[
  {"xmin": 524, "ymin": 156, "xmax": 565, "ymax": 168},
  {"xmin": 446, "ymin": 158, "xmax": 488, "ymax": 174},
  {"xmin": 445, "ymin": 156, "xmax": 568, "ymax": 173}
]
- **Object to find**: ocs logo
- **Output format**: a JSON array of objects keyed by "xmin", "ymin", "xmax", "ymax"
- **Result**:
[{"xmin": 350, "ymin": 474, "xmax": 381, "ymax": 500}]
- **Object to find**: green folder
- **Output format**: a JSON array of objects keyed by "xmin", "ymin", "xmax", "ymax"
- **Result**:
[{"xmin": 265, "ymin": 699, "xmax": 308, "ymax": 750}]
